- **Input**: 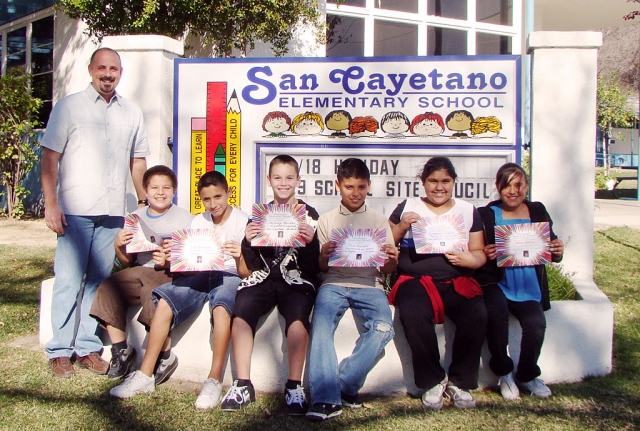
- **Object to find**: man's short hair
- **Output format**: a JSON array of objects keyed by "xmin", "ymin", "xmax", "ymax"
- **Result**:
[
  {"xmin": 90, "ymin": 47, "xmax": 121, "ymax": 65},
  {"xmin": 337, "ymin": 158, "xmax": 370, "ymax": 182},
  {"xmin": 268, "ymin": 155, "xmax": 299, "ymax": 176},
  {"xmin": 198, "ymin": 171, "xmax": 228, "ymax": 192},
  {"xmin": 143, "ymin": 165, "xmax": 178, "ymax": 189}
]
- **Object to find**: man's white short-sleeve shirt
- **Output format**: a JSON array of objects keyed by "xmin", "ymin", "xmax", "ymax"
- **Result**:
[{"xmin": 42, "ymin": 84, "xmax": 150, "ymax": 216}]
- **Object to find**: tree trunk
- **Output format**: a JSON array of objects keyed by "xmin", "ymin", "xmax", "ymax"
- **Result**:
[{"xmin": 604, "ymin": 123, "xmax": 611, "ymax": 175}]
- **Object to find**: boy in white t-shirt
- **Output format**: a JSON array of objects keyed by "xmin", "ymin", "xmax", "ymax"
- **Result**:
[{"xmin": 109, "ymin": 171, "xmax": 250, "ymax": 407}]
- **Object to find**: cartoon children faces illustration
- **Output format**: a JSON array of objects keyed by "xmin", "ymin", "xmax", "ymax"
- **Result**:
[
  {"xmin": 446, "ymin": 110, "xmax": 474, "ymax": 139},
  {"xmin": 471, "ymin": 116, "xmax": 502, "ymax": 138},
  {"xmin": 380, "ymin": 111, "xmax": 410, "ymax": 138},
  {"xmin": 325, "ymin": 110, "xmax": 352, "ymax": 138},
  {"xmin": 291, "ymin": 111, "xmax": 325, "ymax": 136},
  {"xmin": 349, "ymin": 116, "xmax": 379, "ymax": 138},
  {"xmin": 262, "ymin": 111, "xmax": 292, "ymax": 138},
  {"xmin": 410, "ymin": 112, "xmax": 445, "ymax": 138},
  {"xmin": 259, "ymin": 109, "xmax": 502, "ymax": 141}
]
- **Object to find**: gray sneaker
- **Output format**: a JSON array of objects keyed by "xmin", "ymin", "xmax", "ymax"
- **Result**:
[
  {"xmin": 107, "ymin": 344, "xmax": 137, "ymax": 380},
  {"xmin": 421, "ymin": 378, "xmax": 447, "ymax": 410},
  {"xmin": 498, "ymin": 372, "xmax": 520, "ymax": 400},
  {"xmin": 195, "ymin": 378, "xmax": 223, "ymax": 410},
  {"xmin": 518, "ymin": 378, "xmax": 552, "ymax": 398},
  {"xmin": 109, "ymin": 370, "xmax": 155, "ymax": 398},
  {"xmin": 154, "ymin": 351, "xmax": 178, "ymax": 385},
  {"xmin": 444, "ymin": 383, "xmax": 476, "ymax": 409}
]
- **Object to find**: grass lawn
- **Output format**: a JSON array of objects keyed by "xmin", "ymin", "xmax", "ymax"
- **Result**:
[{"xmin": 0, "ymin": 230, "xmax": 639, "ymax": 430}]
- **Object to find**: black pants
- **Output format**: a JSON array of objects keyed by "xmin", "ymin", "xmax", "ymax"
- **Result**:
[
  {"xmin": 394, "ymin": 278, "xmax": 487, "ymax": 390},
  {"xmin": 483, "ymin": 283, "xmax": 546, "ymax": 383}
]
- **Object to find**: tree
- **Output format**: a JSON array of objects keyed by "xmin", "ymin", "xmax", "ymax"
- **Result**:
[
  {"xmin": 623, "ymin": 0, "xmax": 640, "ymax": 20},
  {"xmin": 0, "ymin": 71, "xmax": 43, "ymax": 219},
  {"xmin": 58, "ymin": 0, "xmax": 323, "ymax": 57},
  {"xmin": 596, "ymin": 74, "xmax": 636, "ymax": 174}
]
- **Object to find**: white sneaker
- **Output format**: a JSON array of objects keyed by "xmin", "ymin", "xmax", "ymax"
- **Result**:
[
  {"xmin": 109, "ymin": 370, "xmax": 155, "ymax": 398},
  {"xmin": 195, "ymin": 378, "xmax": 223, "ymax": 409},
  {"xmin": 498, "ymin": 372, "xmax": 520, "ymax": 400},
  {"xmin": 444, "ymin": 383, "xmax": 476, "ymax": 409},
  {"xmin": 519, "ymin": 378, "xmax": 552, "ymax": 398},
  {"xmin": 421, "ymin": 378, "xmax": 447, "ymax": 410}
]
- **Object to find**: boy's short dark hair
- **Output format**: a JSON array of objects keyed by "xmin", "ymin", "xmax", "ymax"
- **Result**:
[
  {"xmin": 269, "ymin": 155, "xmax": 299, "ymax": 176},
  {"xmin": 198, "ymin": 171, "xmax": 228, "ymax": 192},
  {"xmin": 337, "ymin": 158, "xmax": 370, "ymax": 182},
  {"xmin": 143, "ymin": 165, "xmax": 178, "ymax": 189}
]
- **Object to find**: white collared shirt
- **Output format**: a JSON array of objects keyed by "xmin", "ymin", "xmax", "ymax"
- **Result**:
[{"xmin": 42, "ymin": 84, "xmax": 150, "ymax": 216}]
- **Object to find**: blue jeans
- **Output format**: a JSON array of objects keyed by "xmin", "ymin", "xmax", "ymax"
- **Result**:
[
  {"xmin": 152, "ymin": 271, "xmax": 240, "ymax": 330},
  {"xmin": 308, "ymin": 285, "xmax": 394, "ymax": 405},
  {"xmin": 45, "ymin": 215, "xmax": 123, "ymax": 359}
]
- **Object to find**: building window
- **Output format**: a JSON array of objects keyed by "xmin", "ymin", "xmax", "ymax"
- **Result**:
[
  {"xmin": 427, "ymin": 26, "xmax": 467, "ymax": 56},
  {"xmin": 477, "ymin": 0, "xmax": 513, "ymax": 26},
  {"xmin": 1, "ymin": 8, "xmax": 54, "ymax": 125},
  {"xmin": 327, "ymin": 15, "xmax": 365, "ymax": 57},
  {"xmin": 0, "ymin": 0, "xmax": 55, "ymax": 26},
  {"xmin": 374, "ymin": 20, "xmax": 417, "ymax": 56},
  {"xmin": 7, "ymin": 27, "xmax": 26, "ymax": 72},
  {"xmin": 427, "ymin": 0, "xmax": 467, "ymax": 20},
  {"xmin": 31, "ymin": 15, "xmax": 53, "ymax": 124},
  {"xmin": 476, "ymin": 32, "xmax": 512, "ymax": 55},
  {"xmin": 326, "ymin": 0, "xmax": 519, "ymax": 57},
  {"xmin": 376, "ymin": 0, "xmax": 418, "ymax": 14}
]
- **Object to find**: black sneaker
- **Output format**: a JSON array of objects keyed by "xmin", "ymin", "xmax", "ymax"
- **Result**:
[
  {"xmin": 154, "ymin": 351, "xmax": 179, "ymax": 385},
  {"xmin": 341, "ymin": 390, "xmax": 362, "ymax": 409},
  {"xmin": 285, "ymin": 384, "xmax": 308, "ymax": 416},
  {"xmin": 305, "ymin": 403, "xmax": 343, "ymax": 421},
  {"xmin": 220, "ymin": 380, "xmax": 256, "ymax": 411},
  {"xmin": 107, "ymin": 345, "xmax": 137, "ymax": 380}
]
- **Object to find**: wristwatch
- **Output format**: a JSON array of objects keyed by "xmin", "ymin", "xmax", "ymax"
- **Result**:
[{"xmin": 138, "ymin": 199, "xmax": 149, "ymax": 205}]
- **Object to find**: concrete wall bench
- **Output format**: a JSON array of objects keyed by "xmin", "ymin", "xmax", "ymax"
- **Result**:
[{"xmin": 39, "ymin": 277, "xmax": 613, "ymax": 395}]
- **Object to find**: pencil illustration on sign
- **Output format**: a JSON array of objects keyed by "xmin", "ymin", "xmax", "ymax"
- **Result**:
[
  {"xmin": 206, "ymin": 82, "xmax": 227, "ymax": 172},
  {"xmin": 226, "ymin": 90, "xmax": 241, "ymax": 208}
]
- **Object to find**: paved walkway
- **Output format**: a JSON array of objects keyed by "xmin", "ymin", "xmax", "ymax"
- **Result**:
[{"xmin": 594, "ymin": 198, "xmax": 640, "ymax": 230}]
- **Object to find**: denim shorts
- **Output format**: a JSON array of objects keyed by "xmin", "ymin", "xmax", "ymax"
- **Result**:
[{"xmin": 152, "ymin": 271, "xmax": 240, "ymax": 330}]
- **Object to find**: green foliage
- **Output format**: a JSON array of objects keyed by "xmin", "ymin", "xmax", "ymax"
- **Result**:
[
  {"xmin": 596, "ymin": 75, "xmax": 636, "ymax": 174},
  {"xmin": 58, "ymin": 0, "xmax": 323, "ymax": 57},
  {"xmin": 546, "ymin": 263, "xmax": 577, "ymax": 301},
  {"xmin": 0, "ymin": 71, "xmax": 42, "ymax": 219},
  {"xmin": 595, "ymin": 170, "xmax": 617, "ymax": 191},
  {"xmin": 596, "ymin": 75, "xmax": 635, "ymax": 131}
]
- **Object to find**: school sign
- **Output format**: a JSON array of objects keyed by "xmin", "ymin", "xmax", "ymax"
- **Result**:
[{"xmin": 173, "ymin": 56, "xmax": 521, "ymax": 215}]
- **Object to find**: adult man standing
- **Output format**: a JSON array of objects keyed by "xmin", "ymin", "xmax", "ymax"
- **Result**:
[{"xmin": 41, "ymin": 47, "xmax": 149, "ymax": 378}]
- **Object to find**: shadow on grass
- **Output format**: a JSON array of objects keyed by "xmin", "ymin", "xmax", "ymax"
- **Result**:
[{"xmin": 2, "ymin": 380, "xmax": 640, "ymax": 431}]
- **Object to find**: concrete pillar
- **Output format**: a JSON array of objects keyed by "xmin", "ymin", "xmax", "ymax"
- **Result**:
[
  {"xmin": 53, "ymin": 17, "xmax": 183, "ymax": 169},
  {"xmin": 527, "ymin": 31, "xmax": 602, "ymax": 280},
  {"xmin": 102, "ymin": 35, "xmax": 184, "ymax": 168}
]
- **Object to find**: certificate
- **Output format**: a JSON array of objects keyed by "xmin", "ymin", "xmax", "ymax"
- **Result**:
[
  {"xmin": 412, "ymin": 214, "xmax": 467, "ymax": 254},
  {"xmin": 124, "ymin": 213, "xmax": 160, "ymax": 253},
  {"xmin": 170, "ymin": 229, "xmax": 225, "ymax": 272},
  {"xmin": 251, "ymin": 204, "xmax": 306, "ymax": 247},
  {"xmin": 328, "ymin": 228, "xmax": 386, "ymax": 268},
  {"xmin": 495, "ymin": 222, "xmax": 551, "ymax": 267}
]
